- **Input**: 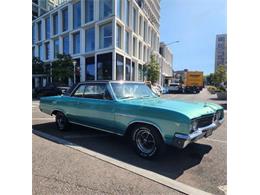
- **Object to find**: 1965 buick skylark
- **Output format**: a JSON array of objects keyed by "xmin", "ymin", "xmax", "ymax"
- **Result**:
[{"xmin": 40, "ymin": 81, "xmax": 224, "ymax": 158}]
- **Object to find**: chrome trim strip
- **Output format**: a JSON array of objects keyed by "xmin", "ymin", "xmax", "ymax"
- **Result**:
[
  {"xmin": 68, "ymin": 121, "xmax": 123, "ymax": 136},
  {"xmin": 116, "ymin": 113, "xmax": 137, "ymax": 118}
]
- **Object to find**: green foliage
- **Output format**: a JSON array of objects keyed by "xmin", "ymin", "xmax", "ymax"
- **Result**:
[
  {"xmin": 213, "ymin": 65, "xmax": 227, "ymax": 85},
  {"xmin": 205, "ymin": 73, "xmax": 215, "ymax": 85},
  {"xmin": 146, "ymin": 55, "xmax": 160, "ymax": 84},
  {"xmin": 32, "ymin": 57, "xmax": 44, "ymax": 74},
  {"xmin": 52, "ymin": 54, "xmax": 74, "ymax": 85},
  {"xmin": 207, "ymin": 85, "xmax": 217, "ymax": 94}
]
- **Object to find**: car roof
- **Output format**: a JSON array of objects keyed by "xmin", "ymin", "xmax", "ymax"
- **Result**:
[{"xmin": 78, "ymin": 80, "xmax": 145, "ymax": 84}]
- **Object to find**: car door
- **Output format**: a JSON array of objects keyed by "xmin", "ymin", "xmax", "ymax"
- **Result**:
[
  {"xmin": 64, "ymin": 84, "xmax": 87, "ymax": 123},
  {"xmin": 74, "ymin": 83, "xmax": 116, "ymax": 133}
]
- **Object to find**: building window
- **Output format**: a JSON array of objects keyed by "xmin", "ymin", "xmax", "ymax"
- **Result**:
[
  {"xmin": 139, "ymin": 15, "xmax": 142, "ymax": 36},
  {"xmin": 138, "ymin": 64, "xmax": 143, "ymax": 81},
  {"xmin": 73, "ymin": 2, "xmax": 81, "ymax": 29},
  {"xmin": 124, "ymin": 0, "xmax": 130, "ymax": 26},
  {"xmin": 97, "ymin": 52, "xmax": 112, "ymax": 80},
  {"xmin": 143, "ymin": 20, "xmax": 147, "ymax": 42},
  {"xmin": 116, "ymin": 24, "xmax": 122, "ymax": 49},
  {"xmin": 125, "ymin": 58, "xmax": 131, "ymax": 81},
  {"xmin": 38, "ymin": 43, "xmax": 43, "ymax": 60},
  {"xmin": 32, "ymin": 24, "xmax": 35, "ymax": 44},
  {"xmin": 133, "ymin": 37, "xmax": 137, "ymax": 57},
  {"xmin": 131, "ymin": 62, "xmax": 135, "ymax": 81},
  {"xmin": 85, "ymin": 27, "xmax": 95, "ymax": 52},
  {"xmin": 132, "ymin": 8, "xmax": 137, "ymax": 33},
  {"xmin": 125, "ymin": 31, "xmax": 129, "ymax": 54},
  {"xmin": 116, "ymin": 0, "xmax": 122, "ymax": 19},
  {"xmin": 138, "ymin": 41, "xmax": 142, "ymax": 60},
  {"xmin": 32, "ymin": 47, "xmax": 35, "ymax": 57},
  {"xmin": 45, "ymin": 42, "xmax": 50, "ymax": 60},
  {"xmin": 63, "ymin": 35, "xmax": 69, "ymax": 54},
  {"xmin": 99, "ymin": 0, "xmax": 113, "ymax": 20},
  {"xmin": 116, "ymin": 54, "xmax": 124, "ymax": 80},
  {"xmin": 85, "ymin": 56, "xmax": 95, "ymax": 80},
  {"xmin": 53, "ymin": 13, "xmax": 58, "ymax": 35},
  {"xmin": 73, "ymin": 32, "xmax": 80, "ymax": 54},
  {"xmin": 143, "ymin": 46, "xmax": 146, "ymax": 61},
  {"xmin": 37, "ymin": 21, "xmax": 42, "ymax": 41},
  {"xmin": 85, "ymin": 0, "xmax": 94, "ymax": 23},
  {"xmin": 54, "ymin": 39, "xmax": 59, "ymax": 58},
  {"xmin": 62, "ymin": 7, "xmax": 68, "ymax": 32},
  {"xmin": 45, "ymin": 17, "xmax": 50, "ymax": 39},
  {"xmin": 99, "ymin": 23, "xmax": 112, "ymax": 49}
]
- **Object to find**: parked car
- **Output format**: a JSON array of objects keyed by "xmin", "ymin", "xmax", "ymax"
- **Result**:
[
  {"xmin": 34, "ymin": 84, "xmax": 62, "ymax": 98},
  {"xmin": 57, "ymin": 86, "xmax": 70, "ymax": 94},
  {"xmin": 168, "ymin": 83, "xmax": 182, "ymax": 93},
  {"xmin": 40, "ymin": 81, "xmax": 224, "ymax": 159},
  {"xmin": 161, "ymin": 86, "xmax": 168, "ymax": 94}
]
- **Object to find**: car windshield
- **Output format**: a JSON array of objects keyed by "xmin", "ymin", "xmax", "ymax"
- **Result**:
[{"xmin": 111, "ymin": 83, "xmax": 158, "ymax": 100}]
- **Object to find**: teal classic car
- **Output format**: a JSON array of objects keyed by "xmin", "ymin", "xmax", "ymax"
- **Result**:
[{"xmin": 40, "ymin": 81, "xmax": 224, "ymax": 158}]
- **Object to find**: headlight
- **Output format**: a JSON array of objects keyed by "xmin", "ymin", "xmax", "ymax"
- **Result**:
[{"xmin": 191, "ymin": 120, "xmax": 198, "ymax": 131}]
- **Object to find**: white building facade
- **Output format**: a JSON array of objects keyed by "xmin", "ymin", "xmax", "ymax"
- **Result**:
[
  {"xmin": 32, "ymin": 0, "xmax": 172, "ymax": 86},
  {"xmin": 159, "ymin": 42, "xmax": 173, "ymax": 85}
]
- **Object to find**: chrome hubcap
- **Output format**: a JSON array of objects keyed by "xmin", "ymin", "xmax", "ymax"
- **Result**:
[{"xmin": 135, "ymin": 128, "xmax": 156, "ymax": 154}]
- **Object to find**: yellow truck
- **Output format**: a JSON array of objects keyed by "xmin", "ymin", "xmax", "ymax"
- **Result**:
[{"xmin": 182, "ymin": 71, "xmax": 204, "ymax": 93}]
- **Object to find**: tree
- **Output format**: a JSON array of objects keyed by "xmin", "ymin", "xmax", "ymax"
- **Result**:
[
  {"xmin": 205, "ymin": 73, "xmax": 215, "ymax": 85},
  {"xmin": 146, "ymin": 55, "xmax": 160, "ymax": 84},
  {"xmin": 52, "ymin": 54, "xmax": 74, "ymax": 85},
  {"xmin": 213, "ymin": 65, "xmax": 227, "ymax": 86},
  {"xmin": 32, "ymin": 57, "xmax": 44, "ymax": 74}
]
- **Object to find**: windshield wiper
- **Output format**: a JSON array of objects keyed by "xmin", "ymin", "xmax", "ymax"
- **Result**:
[
  {"xmin": 139, "ymin": 95, "xmax": 152, "ymax": 99},
  {"xmin": 120, "ymin": 96, "xmax": 134, "ymax": 99}
]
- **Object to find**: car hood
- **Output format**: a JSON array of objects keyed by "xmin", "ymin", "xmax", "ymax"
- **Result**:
[{"xmin": 121, "ymin": 97, "xmax": 223, "ymax": 119}]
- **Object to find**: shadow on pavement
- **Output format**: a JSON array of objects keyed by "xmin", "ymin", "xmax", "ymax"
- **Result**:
[{"xmin": 33, "ymin": 122, "xmax": 212, "ymax": 180}]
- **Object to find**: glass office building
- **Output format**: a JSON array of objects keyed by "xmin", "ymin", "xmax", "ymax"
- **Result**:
[{"xmin": 32, "ymin": 0, "xmax": 172, "ymax": 85}]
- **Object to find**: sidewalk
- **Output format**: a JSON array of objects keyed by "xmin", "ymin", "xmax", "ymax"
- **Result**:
[{"xmin": 33, "ymin": 134, "xmax": 184, "ymax": 195}]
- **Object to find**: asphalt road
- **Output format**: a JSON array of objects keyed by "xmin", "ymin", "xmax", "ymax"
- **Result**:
[{"xmin": 32, "ymin": 88, "xmax": 227, "ymax": 195}]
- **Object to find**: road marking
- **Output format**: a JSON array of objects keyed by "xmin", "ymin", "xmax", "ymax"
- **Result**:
[
  {"xmin": 63, "ymin": 134, "xmax": 109, "ymax": 139},
  {"xmin": 33, "ymin": 129, "xmax": 212, "ymax": 195},
  {"xmin": 32, "ymin": 117, "xmax": 54, "ymax": 120},
  {"xmin": 206, "ymin": 138, "xmax": 227, "ymax": 144}
]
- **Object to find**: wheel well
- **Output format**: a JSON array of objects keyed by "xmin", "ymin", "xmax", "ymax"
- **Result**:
[
  {"xmin": 51, "ymin": 110, "xmax": 60, "ymax": 116},
  {"xmin": 125, "ymin": 122, "xmax": 164, "ymax": 141}
]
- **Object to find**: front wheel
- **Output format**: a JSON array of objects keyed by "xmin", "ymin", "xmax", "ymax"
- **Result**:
[
  {"xmin": 131, "ymin": 124, "xmax": 166, "ymax": 159},
  {"xmin": 55, "ymin": 112, "xmax": 70, "ymax": 131}
]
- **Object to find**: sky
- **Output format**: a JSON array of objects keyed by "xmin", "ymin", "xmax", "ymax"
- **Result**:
[{"xmin": 160, "ymin": 0, "xmax": 227, "ymax": 75}]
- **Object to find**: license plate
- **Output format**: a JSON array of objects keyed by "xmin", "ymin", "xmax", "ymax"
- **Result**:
[{"xmin": 205, "ymin": 129, "xmax": 213, "ymax": 137}]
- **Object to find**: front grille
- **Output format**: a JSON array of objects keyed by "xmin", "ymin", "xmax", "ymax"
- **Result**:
[{"xmin": 197, "ymin": 114, "xmax": 214, "ymax": 128}]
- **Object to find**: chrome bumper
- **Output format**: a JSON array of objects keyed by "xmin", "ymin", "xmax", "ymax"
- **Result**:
[{"xmin": 172, "ymin": 118, "xmax": 224, "ymax": 148}]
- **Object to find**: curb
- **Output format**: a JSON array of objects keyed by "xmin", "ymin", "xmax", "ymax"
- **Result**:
[{"xmin": 33, "ymin": 129, "xmax": 213, "ymax": 195}]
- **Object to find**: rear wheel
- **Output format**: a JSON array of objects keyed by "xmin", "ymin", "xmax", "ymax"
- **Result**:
[
  {"xmin": 55, "ymin": 112, "xmax": 70, "ymax": 131},
  {"xmin": 131, "ymin": 124, "xmax": 165, "ymax": 159}
]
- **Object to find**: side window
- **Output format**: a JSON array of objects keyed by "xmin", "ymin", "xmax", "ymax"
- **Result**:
[
  {"xmin": 84, "ymin": 83, "xmax": 112, "ymax": 100},
  {"xmin": 73, "ymin": 84, "xmax": 86, "ymax": 97}
]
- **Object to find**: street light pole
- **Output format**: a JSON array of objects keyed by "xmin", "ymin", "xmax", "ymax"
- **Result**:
[
  {"xmin": 73, "ymin": 60, "xmax": 76, "ymax": 84},
  {"xmin": 165, "ymin": 41, "xmax": 180, "ymax": 46}
]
